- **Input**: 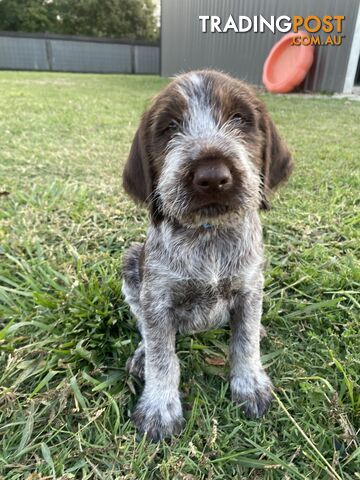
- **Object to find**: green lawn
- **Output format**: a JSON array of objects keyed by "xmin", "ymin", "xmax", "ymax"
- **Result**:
[{"xmin": 0, "ymin": 71, "xmax": 359, "ymax": 479}]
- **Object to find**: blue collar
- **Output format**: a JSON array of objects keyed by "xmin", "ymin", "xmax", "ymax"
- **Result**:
[{"xmin": 202, "ymin": 223, "xmax": 214, "ymax": 229}]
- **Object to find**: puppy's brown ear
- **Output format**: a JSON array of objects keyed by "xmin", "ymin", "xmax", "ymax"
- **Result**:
[
  {"xmin": 123, "ymin": 114, "xmax": 153, "ymax": 205},
  {"xmin": 259, "ymin": 108, "xmax": 293, "ymax": 210}
]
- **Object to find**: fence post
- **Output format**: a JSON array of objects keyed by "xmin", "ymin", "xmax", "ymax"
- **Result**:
[
  {"xmin": 45, "ymin": 39, "xmax": 53, "ymax": 71},
  {"xmin": 130, "ymin": 44, "xmax": 136, "ymax": 74}
]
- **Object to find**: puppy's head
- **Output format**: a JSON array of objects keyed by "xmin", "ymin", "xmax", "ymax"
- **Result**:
[{"xmin": 123, "ymin": 70, "xmax": 293, "ymax": 226}]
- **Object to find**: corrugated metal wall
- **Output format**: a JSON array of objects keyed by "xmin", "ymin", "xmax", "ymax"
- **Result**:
[
  {"xmin": 0, "ymin": 33, "xmax": 160, "ymax": 74},
  {"xmin": 134, "ymin": 45, "xmax": 160, "ymax": 74},
  {"xmin": 0, "ymin": 36, "xmax": 49, "ymax": 70},
  {"xmin": 161, "ymin": 0, "xmax": 359, "ymax": 92},
  {"xmin": 50, "ymin": 40, "xmax": 133, "ymax": 73}
]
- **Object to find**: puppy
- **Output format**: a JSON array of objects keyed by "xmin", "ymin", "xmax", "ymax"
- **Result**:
[{"xmin": 122, "ymin": 70, "xmax": 293, "ymax": 441}]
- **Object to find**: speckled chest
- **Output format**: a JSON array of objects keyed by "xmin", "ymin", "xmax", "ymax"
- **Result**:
[
  {"xmin": 170, "ymin": 276, "xmax": 241, "ymax": 308},
  {"xmin": 145, "ymin": 220, "xmax": 262, "ymax": 333},
  {"xmin": 168, "ymin": 275, "xmax": 243, "ymax": 334}
]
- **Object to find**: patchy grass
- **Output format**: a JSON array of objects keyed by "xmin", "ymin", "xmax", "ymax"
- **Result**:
[{"xmin": 0, "ymin": 71, "xmax": 359, "ymax": 479}]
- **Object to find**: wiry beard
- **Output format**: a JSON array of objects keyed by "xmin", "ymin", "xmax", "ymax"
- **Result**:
[
  {"xmin": 157, "ymin": 179, "xmax": 261, "ymax": 228},
  {"xmin": 156, "ymin": 187, "xmax": 248, "ymax": 228},
  {"xmin": 176, "ymin": 208, "xmax": 247, "ymax": 229}
]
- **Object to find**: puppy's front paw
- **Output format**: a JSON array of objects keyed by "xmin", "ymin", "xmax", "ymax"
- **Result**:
[
  {"xmin": 231, "ymin": 370, "xmax": 273, "ymax": 418},
  {"xmin": 132, "ymin": 395, "xmax": 184, "ymax": 441}
]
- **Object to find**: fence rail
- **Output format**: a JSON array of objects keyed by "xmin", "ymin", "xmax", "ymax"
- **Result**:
[{"xmin": 0, "ymin": 31, "xmax": 160, "ymax": 74}]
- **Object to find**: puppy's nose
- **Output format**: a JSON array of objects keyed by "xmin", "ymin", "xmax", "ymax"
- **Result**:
[{"xmin": 193, "ymin": 163, "xmax": 232, "ymax": 192}]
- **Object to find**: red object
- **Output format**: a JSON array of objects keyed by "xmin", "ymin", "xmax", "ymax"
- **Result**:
[{"xmin": 262, "ymin": 31, "xmax": 315, "ymax": 93}]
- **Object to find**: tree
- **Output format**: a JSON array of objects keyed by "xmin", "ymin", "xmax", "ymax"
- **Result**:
[
  {"xmin": 0, "ymin": 0, "xmax": 58, "ymax": 33},
  {"xmin": 0, "ymin": 0, "xmax": 159, "ymax": 40},
  {"xmin": 53, "ymin": 0, "xmax": 159, "ymax": 40}
]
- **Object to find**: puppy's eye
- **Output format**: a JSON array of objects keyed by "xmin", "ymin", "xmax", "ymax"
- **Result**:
[
  {"xmin": 167, "ymin": 120, "xmax": 179, "ymax": 132},
  {"xmin": 230, "ymin": 112, "xmax": 255, "ymax": 131},
  {"xmin": 230, "ymin": 113, "xmax": 244, "ymax": 123}
]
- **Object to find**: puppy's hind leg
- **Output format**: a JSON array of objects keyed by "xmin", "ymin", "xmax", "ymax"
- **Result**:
[{"xmin": 122, "ymin": 242, "xmax": 145, "ymax": 379}]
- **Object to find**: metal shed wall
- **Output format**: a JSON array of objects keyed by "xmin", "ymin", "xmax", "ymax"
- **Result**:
[{"xmin": 161, "ymin": 0, "xmax": 360, "ymax": 92}]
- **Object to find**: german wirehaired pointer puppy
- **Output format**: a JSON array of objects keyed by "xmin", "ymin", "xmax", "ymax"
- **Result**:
[{"xmin": 122, "ymin": 70, "xmax": 293, "ymax": 441}]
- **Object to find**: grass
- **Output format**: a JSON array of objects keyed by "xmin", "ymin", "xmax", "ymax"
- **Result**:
[{"xmin": 0, "ymin": 71, "xmax": 359, "ymax": 479}]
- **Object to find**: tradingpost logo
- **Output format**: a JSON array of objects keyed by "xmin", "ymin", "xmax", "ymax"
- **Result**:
[{"xmin": 199, "ymin": 15, "xmax": 346, "ymax": 46}]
